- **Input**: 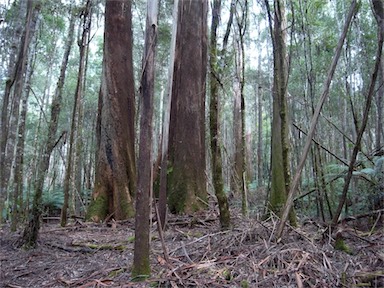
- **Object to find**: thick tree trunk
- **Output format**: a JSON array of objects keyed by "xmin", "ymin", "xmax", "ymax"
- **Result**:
[
  {"xmin": 132, "ymin": 0, "xmax": 158, "ymax": 278},
  {"xmin": 87, "ymin": 0, "xmax": 136, "ymax": 222},
  {"xmin": 167, "ymin": 0, "xmax": 208, "ymax": 214},
  {"xmin": 209, "ymin": 0, "xmax": 230, "ymax": 229},
  {"xmin": 266, "ymin": 0, "xmax": 295, "ymax": 224}
]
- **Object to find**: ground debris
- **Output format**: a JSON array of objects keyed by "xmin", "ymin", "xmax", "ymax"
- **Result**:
[{"xmin": 0, "ymin": 211, "xmax": 383, "ymax": 287}]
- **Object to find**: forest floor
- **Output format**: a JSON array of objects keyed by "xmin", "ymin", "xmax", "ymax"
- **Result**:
[{"xmin": 0, "ymin": 208, "xmax": 383, "ymax": 288}]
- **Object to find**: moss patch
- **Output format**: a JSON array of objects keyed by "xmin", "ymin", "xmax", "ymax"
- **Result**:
[
  {"xmin": 86, "ymin": 195, "xmax": 108, "ymax": 222},
  {"xmin": 334, "ymin": 234, "xmax": 352, "ymax": 254}
]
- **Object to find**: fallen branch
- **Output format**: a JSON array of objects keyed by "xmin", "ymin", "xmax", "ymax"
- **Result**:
[{"xmin": 70, "ymin": 241, "xmax": 127, "ymax": 251}]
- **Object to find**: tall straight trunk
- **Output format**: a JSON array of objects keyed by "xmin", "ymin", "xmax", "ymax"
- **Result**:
[
  {"xmin": 209, "ymin": 0, "xmax": 230, "ymax": 229},
  {"xmin": 87, "ymin": 0, "xmax": 136, "ymax": 222},
  {"xmin": 158, "ymin": 0, "xmax": 179, "ymax": 229},
  {"xmin": 376, "ymin": 62, "xmax": 383, "ymax": 151},
  {"xmin": 74, "ymin": 11, "xmax": 91, "ymax": 216},
  {"xmin": 18, "ymin": 12, "xmax": 75, "ymax": 248},
  {"xmin": 265, "ymin": 0, "xmax": 295, "ymax": 224},
  {"xmin": 167, "ymin": 0, "xmax": 208, "ymax": 214},
  {"xmin": 132, "ymin": 0, "xmax": 158, "ymax": 278},
  {"xmin": 61, "ymin": 0, "xmax": 92, "ymax": 227},
  {"xmin": 11, "ymin": 41, "xmax": 35, "ymax": 231},
  {"xmin": 257, "ymin": 85, "xmax": 263, "ymax": 188},
  {"xmin": 232, "ymin": 58, "xmax": 243, "ymax": 194},
  {"xmin": 232, "ymin": 0, "xmax": 248, "ymax": 216},
  {"xmin": 0, "ymin": 0, "xmax": 40, "ymax": 222},
  {"xmin": 0, "ymin": 0, "xmax": 27, "ymax": 202}
]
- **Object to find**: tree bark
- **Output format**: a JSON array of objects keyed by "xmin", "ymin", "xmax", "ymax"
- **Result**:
[
  {"xmin": 158, "ymin": 0, "xmax": 179, "ymax": 230},
  {"xmin": 209, "ymin": 0, "xmax": 231, "ymax": 229},
  {"xmin": 11, "ymin": 39, "xmax": 35, "ymax": 231},
  {"xmin": 265, "ymin": 0, "xmax": 295, "ymax": 224},
  {"xmin": 167, "ymin": 0, "xmax": 208, "ymax": 214},
  {"xmin": 132, "ymin": 0, "xmax": 158, "ymax": 278},
  {"xmin": 0, "ymin": 0, "xmax": 40, "ymax": 222},
  {"xmin": 87, "ymin": 0, "xmax": 136, "ymax": 222}
]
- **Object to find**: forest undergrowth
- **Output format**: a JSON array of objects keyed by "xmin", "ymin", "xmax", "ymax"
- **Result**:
[{"xmin": 0, "ymin": 207, "xmax": 383, "ymax": 288}]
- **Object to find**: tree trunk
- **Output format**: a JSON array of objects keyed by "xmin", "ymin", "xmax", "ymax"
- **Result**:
[
  {"xmin": 158, "ymin": 0, "xmax": 179, "ymax": 230},
  {"xmin": 11, "ymin": 40, "xmax": 35, "ymax": 231},
  {"xmin": 265, "ymin": 0, "xmax": 295, "ymax": 224},
  {"xmin": 257, "ymin": 84, "xmax": 264, "ymax": 186},
  {"xmin": 167, "ymin": 0, "xmax": 208, "ymax": 214},
  {"xmin": 376, "ymin": 61, "xmax": 383, "ymax": 152},
  {"xmin": 87, "ymin": 0, "xmax": 136, "ymax": 222},
  {"xmin": 17, "ymin": 11, "xmax": 75, "ymax": 248},
  {"xmin": 0, "ymin": 0, "xmax": 40, "ymax": 222},
  {"xmin": 232, "ymin": 0, "xmax": 248, "ymax": 216},
  {"xmin": 132, "ymin": 0, "xmax": 158, "ymax": 278},
  {"xmin": 275, "ymin": 0, "xmax": 358, "ymax": 239},
  {"xmin": 61, "ymin": 0, "xmax": 92, "ymax": 227},
  {"xmin": 209, "ymin": 0, "xmax": 230, "ymax": 229}
]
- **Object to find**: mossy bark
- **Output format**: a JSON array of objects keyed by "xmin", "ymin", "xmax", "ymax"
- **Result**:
[
  {"xmin": 209, "ymin": 0, "xmax": 230, "ymax": 229},
  {"xmin": 167, "ymin": 0, "xmax": 208, "ymax": 214},
  {"xmin": 268, "ymin": 0, "xmax": 297, "ymax": 225}
]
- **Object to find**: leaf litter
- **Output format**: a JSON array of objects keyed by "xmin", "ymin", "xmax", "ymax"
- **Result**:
[{"xmin": 0, "ymin": 209, "xmax": 383, "ymax": 287}]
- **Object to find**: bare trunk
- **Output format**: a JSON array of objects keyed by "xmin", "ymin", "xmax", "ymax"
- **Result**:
[
  {"xmin": 87, "ymin": 0, "xmax": 136, "ymax": 222},
  {"xmin": 11, "ymin": 40, "xmax": 35, "ymax": 231},
  {"xmin": 132, "ymin": 0, "xmax": 158, "ymax": 278},
  {"xmin": 167, "ymin": 0, "xmax": 208, "ymax": 214},
  {"xmin": 158, "ymin": 0, "xmax": 179, "ymax": 229}
]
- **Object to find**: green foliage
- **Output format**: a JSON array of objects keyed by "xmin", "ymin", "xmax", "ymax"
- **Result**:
[{"xmin": 42, "ymin": 187, "xmax": 64, "ymax": 215}]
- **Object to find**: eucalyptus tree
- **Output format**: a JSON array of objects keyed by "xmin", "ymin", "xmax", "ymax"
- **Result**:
[
  {"xmin": 209, "ymin": 0, "xmax": 231, "ymax": 229},
  {"xmin": 167, "ymin": 0, "xmax": 208, "ymax": 214},
  {"xmin": 233, "ymin": 0, "xmax": 248, "ymax": 216},
  {"xmin": 0, "ymin": 0, "xmax": 40, "ymax": 222},
  {"xmin": 132, "ymin": 0, "xmax": 158, "ymax": 278},
  {"xmin": 87, "ymin": 0, "xmax": 136, "ymax": 222},
  {"xmin": 264, "ymin": 0, "xmax": 296, "ymax": 225}
]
